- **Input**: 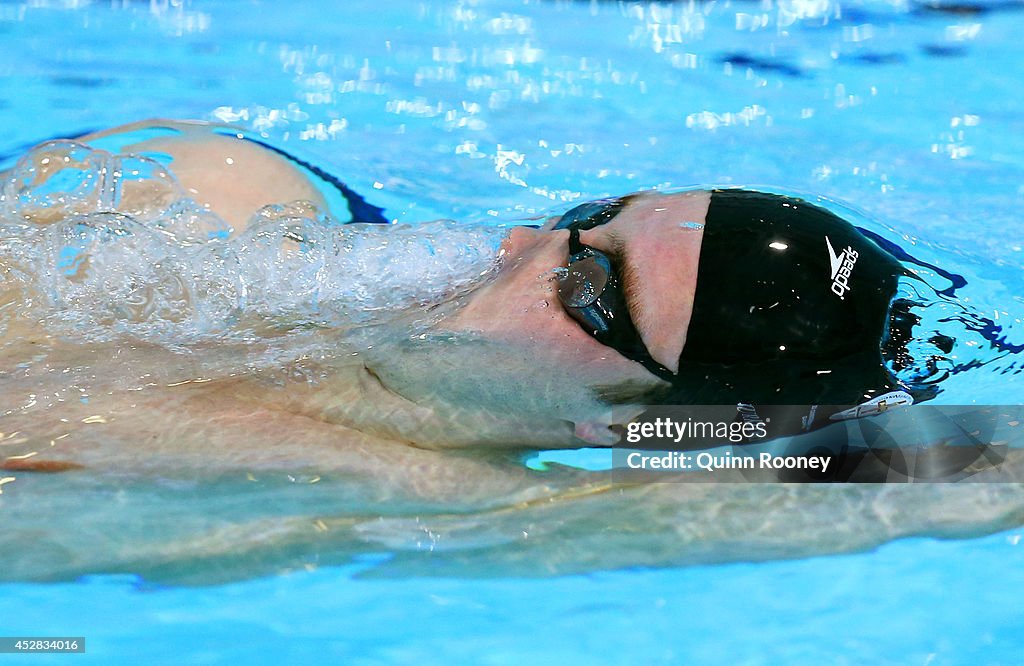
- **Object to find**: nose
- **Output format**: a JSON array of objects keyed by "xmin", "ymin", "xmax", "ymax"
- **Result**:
[{"xmin": 501, "ymin": 225, "xmax": 544, "ymax": 259}]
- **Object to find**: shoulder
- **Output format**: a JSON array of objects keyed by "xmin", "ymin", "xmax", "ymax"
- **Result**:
[{"xmin": 75, "ymin": 119, "xmax": 329, "ymax": 229}]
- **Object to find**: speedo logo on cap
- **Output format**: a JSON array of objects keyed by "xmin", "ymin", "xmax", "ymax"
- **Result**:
[{"xmin": 825, "ymin": 236, "xmax": 859, "ymax": 299}]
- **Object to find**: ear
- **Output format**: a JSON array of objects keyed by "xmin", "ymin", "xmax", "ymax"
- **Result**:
[{"xmin": 573, "ymin": 420, "xmax": 621, "ymax": 446}]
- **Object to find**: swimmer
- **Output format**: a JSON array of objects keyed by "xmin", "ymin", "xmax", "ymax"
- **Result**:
[
  {"xmin": 0, "ymin": 120, "xmax": 1015, "ymax": 477},
  {"xmin": 5, "ymin": 120, "xmax": 1024, "ymax": 584}
]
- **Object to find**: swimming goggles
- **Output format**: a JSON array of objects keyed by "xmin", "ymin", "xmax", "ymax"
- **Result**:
[{"xmin": 554, "ymin": 197, "xmax": 675, "ymax": 381}]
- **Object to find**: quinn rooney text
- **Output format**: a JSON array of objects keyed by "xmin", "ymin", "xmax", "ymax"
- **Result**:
[{"xmin": 624, "ymin": 450, "xmax": 832, "ymax": 472}]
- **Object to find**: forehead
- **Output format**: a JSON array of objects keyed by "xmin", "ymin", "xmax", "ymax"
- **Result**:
[
  {"xmin": 590, "ymin": 190, "xmax": 710, "ymax": 280},
  {"xmin": 546, "ymin": 190, "xmax": 711, "ymax": 235},
  {"xmin": 608, "ymin": 191, "xmax": 710, "ymax": 236}
]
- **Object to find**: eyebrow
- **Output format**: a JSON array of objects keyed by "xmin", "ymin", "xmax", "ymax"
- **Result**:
[{"xmin": 605, "ymin": 231, "xmax": 649, "ymax": 337}]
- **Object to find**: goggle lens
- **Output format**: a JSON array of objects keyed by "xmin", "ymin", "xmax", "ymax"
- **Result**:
[{"xmin": 557, "ymin": 254, "xmax": 610, "ymax": 309}]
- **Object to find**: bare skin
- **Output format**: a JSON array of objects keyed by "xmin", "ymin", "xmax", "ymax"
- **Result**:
[
  {"xmin": 1, "ymin": 120, "xmax": 559, "ymax": 495},
  {"xmin": 3, "ymin": 120, "xmax": 1024, "ymax": 586},
  {"xmin": 3, "ymin": 119, "xmax": 714, "ymax": 461},
  {"xmin": 74, "ymin": 119, "xmax": 330, "ymax": 228}
]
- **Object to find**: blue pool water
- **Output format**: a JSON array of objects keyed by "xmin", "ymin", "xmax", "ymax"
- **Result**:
[
  {"xmin": 1, "ymin": 0, "xmax": 1024, "ymax": 663},
  {"xmin": 1, "ymin": 531, "xmax": 1023, "ymax": 665}
]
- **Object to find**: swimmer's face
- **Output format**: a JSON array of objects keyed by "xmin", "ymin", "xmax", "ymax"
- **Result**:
[{"xmin": 449, "ymin": 190, "xmax": 711, "ymax": 399}]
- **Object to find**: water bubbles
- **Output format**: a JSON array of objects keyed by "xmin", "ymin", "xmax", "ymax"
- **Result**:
[
  {"xmin": 108, "ymin": 154, "xmax": 187, "ymax": 221},
  {"xmin": 0, "ymin": 140, "xmax": 507, "ymax": 349},
  {"xmin": 185, "ymin": 242, "xmax": 245, "ymax": 332},
  {"xmin": 231, "ymin": 212, "xmax": 506, "ymax": 327},
  {"xmin": 6, "ymin": 141, "xmax": 107, "ymax": 224},
  {"xmin": 153, "ymin": 198, "xmax": 232, "ymax": 246},
  {"xmin": 4, "ymin": 140, "xmax": 188, "ymax": 226},
  {"xmin": 232, "ymin": 203, "xmax": 339, "ymax": 323},
  {"xmin": 41, "ymin": 213, "xmax": 194, "ymax": 337},
  {"xmin": 0, "ymin": 244, "xmax": 33, "ymax": 339}
]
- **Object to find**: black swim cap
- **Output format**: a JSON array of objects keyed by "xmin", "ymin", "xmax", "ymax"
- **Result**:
[{"xmin": 668, "ymin": 189, "xmax": 909, "ymax": 406}]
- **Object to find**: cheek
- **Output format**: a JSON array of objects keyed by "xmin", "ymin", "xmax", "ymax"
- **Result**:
[{"xmin": 453, "ymin": 254, "xmax": 562, "ymax": 334}]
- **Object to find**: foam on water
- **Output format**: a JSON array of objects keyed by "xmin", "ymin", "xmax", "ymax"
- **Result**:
[{"xmin": 0, "ymin": 140, "xmax": 508, "ymax": 348}]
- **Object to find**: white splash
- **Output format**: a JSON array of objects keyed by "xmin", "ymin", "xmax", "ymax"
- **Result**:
[{"xmin": 0, "ymin": 140, "xmax": 508, "ymax": 346}]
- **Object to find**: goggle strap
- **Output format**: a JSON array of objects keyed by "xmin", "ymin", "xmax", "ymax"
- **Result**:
[{"xmin": 567, "ymin": 227, "xmax": 586, "ymax": 255}]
